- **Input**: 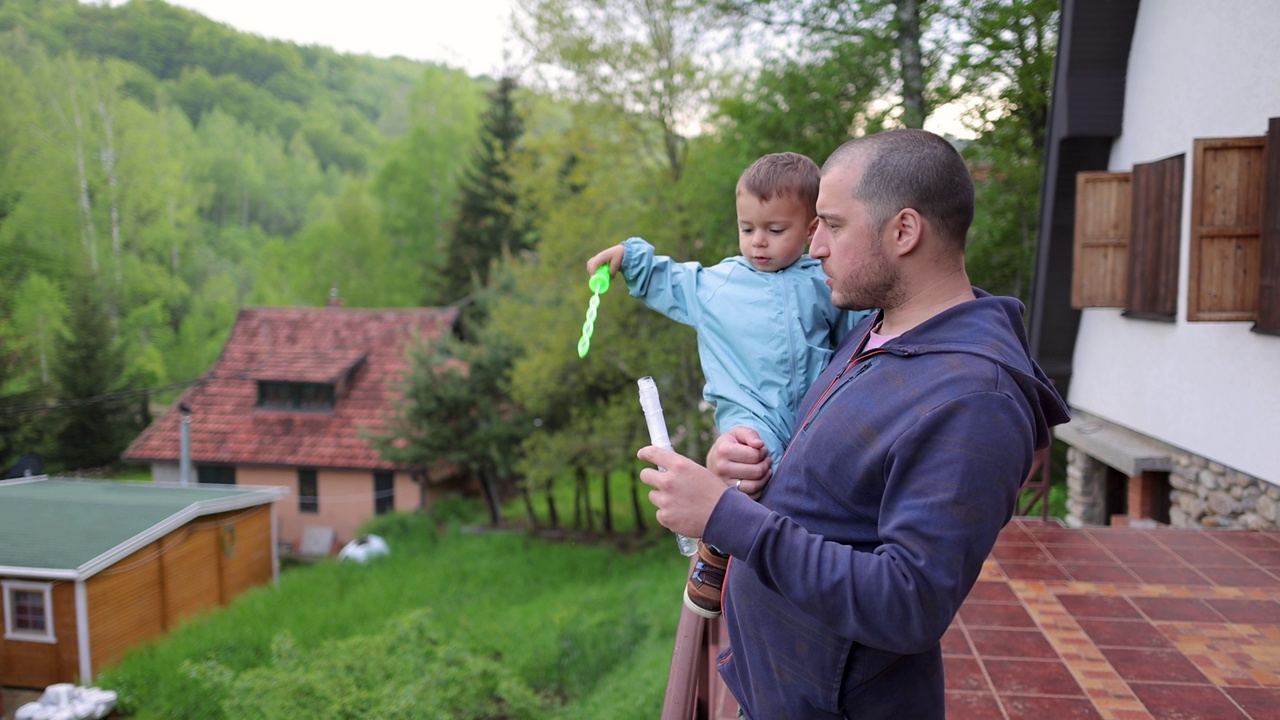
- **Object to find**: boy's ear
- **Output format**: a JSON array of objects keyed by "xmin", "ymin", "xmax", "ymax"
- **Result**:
[{"xmin": 806, "ymin": 216, "xmax": 820, "ymax": 241}]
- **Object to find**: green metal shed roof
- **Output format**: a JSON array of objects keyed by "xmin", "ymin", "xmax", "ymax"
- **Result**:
[{"xmin": 0, "ymin": 477, "xmax": 284, "ymax": 579}]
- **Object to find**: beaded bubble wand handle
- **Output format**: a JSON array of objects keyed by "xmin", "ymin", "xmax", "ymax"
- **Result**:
[{"xmin": 577, "ymin": 266, "xmax": 611, "ymax": 358}]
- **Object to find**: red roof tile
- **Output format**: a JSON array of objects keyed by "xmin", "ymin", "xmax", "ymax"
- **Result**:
[{"xmin": 123, "ymin": 306, "xmax": 458, "ymax": 471}]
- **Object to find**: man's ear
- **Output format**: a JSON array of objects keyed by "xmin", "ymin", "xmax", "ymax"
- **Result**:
[{"xmin": 888, "ymin": 208, "xmax": 923, "ymax": 256}]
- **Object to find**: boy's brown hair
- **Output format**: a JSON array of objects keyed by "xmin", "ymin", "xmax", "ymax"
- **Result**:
[{"xmin": 736, "ymin": 152, "xmax": 821, "ymax": 213}]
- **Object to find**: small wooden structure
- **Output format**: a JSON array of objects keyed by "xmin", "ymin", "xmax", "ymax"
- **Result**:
[{"xmin": 0, "ymin": 477, "xmax": 285, "ymax": 688}]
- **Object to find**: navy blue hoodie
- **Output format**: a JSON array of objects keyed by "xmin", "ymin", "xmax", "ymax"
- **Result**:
[{"xmin": 703, "ymin": 291, "xmax": 1070, "ymax": 719}]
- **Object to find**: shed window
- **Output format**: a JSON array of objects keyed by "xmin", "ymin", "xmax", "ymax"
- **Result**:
[
  {"xmin": 2, "ymin": 580, "xmax": 55, "ymax": 643},
  {"xmin": 1125, "ymin": 154, "xmax": 1184, "ymax": 320},
  {"xmin": 1072, "ymin": 172, "xmax": 1131, "ymax": 308},
  {"xmin": 1189, "ymin": 136, "xmax": 1265, "ymax": 321}
]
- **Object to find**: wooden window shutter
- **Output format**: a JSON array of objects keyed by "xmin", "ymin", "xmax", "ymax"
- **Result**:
[
  {"xmin": 1189, "ymin": 136, "xmax": 1265, "ymax": 321},
  {"xmin": 1257, "ymin": 118, "xmax": 1280, "ymax": 334},
  {"xmin": 1073, "ymin": 172, "xmax": 1131, "ymax": 308},
  {"xmin": 1125, "ymin": 154, "xmax": 1184, "ymax": 319}
]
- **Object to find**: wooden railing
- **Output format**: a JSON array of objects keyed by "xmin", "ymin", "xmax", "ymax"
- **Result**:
[{"xmin": 661, "ymin": 556, "xmax": 729, "ymax": 720}]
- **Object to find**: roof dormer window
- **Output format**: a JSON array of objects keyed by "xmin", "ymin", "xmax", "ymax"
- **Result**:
[
  {"xmin": 251, "ymin": 350, "xmax": 366, "ymax": 413},
  {"xmin": 257, "ymin": 381, "xmax": 336, "ymax": 411}
]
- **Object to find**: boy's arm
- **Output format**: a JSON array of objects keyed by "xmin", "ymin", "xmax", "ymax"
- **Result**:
[{"xmin": 616, "ymin": 237, "xmax": 704, "ymax": 327}]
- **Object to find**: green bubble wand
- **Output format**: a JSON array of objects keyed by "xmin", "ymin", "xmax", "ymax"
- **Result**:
[{"xmin": 577, "ymin": 266, "xmax": 611, "ymax": 358}]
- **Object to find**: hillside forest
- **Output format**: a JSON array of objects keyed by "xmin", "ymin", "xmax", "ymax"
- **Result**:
[{"xmin": 0, "ymin": 0, "xmax": 1060, "ymax": 528}]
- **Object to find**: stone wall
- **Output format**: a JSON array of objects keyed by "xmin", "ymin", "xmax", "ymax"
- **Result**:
[
  {"xmin": 1169, "ymin": 451, "xmax": 1280, "ymax": 530},
  {"xmin": 1065, "ymin": 444, "xmax": 1279, "ymax": 530}
]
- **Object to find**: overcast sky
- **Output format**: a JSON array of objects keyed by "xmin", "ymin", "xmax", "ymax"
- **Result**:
[{"xmin": 105, "ymin": 0, "xmax": 520, "ymax": 77}]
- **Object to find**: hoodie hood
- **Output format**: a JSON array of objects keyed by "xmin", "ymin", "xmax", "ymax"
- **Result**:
[{"xmin": 878, "ymin": 289, "xmax": 1070, "ymax": 451}]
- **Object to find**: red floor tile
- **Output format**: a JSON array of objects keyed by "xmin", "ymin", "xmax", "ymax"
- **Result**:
[
  {"xmin": 1061, "ymin": 562, "xmax": 1144, "ymax": 583},
  {"xmin": 1197, "ymin": 566, "xmax": 1280, "ymax": 587},
  {"xmin": 1253, "ymin": 549, "xmax": 1280, "ymax": 569},
  {"xmin": 967, "ymin": 580, "xmax": 1019, "ymax": 602},
  {"xmin": 1127, "ymin": 564, "xmax": 1214, "ymax": 585},
  {"xmin": 1128, "ymin": 682, "xmax": 1248, "ymax": 720},
  {"xmin": 945, "ymin": 690, "xmax": 1005, "ymax": 719},
  {"xmin": 1223, "ymin": 686, "xmax": 1280, "ymax": 720},
  {"xmin": 1100, "ymin": 647, "xmax": 1211, "ymax": 683},
  {"xmin": 993, "ymin": 543, "xmax": 1055, "ymax": 562},
  {"xmin": 1172, "ymin": 547, "xmax": 1255, "ymax": 567},
  {"xmin": 1046, "ymin": 543, "xmax": 1116, "ymax": 563},
  {"xmin": 1084, "ymin": 528, "xmax": 1162, "ymax": 547},
  {"xmin": 1000, "ymin": 561, "xmax": 1071, "ymax": 581},
  {"xmin": 1000, "ymin": 694, "xmax": 1104, "ymax": 719},
  {"xmin": 960, "ymin": 601, "xmax": 1038, "ymax": 628},
  {"xmin": 1131, "ymin": 596, "xmax": 1224, "ymax": 622},
  {"xmin": 1210, "ymin": 533, "xmax": 1280, "ymax": 550},
  {"xmin": 1108, "ymin": 545, "xmax": 1183, "ymax": 564},
  {"xmin": 1076, "ymin": 618, "xmax": 1173, "ymax": 648},
  {"xmin": 985, "ymin": 658, "xmax": 1085, "ymax": 696},
  {"xmin": 1156, "ymin": 532, "xmax": 1233, "ymax": 549},
  {"xmin": 1058, "ymin": 593, "xmax": 1143, "ymax": 620},
  {"xmin": 969, "ymin": 627, "xmax": 1060, "ymax": 659},
  {"xmin": 1205, "ymin": 598, "xmax": 1280, "ymax": 624},
  {"xmin": 945, "ymin": 656, "xmax": 991, "ymax": 691},
  {"xmin": 942, "ymin": 624, "xmax": 973, "ymax": 656}
]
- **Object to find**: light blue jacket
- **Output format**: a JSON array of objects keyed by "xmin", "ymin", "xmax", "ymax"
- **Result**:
[{"xmin": 621, "ymin": 237, "xmax": 869, "ymax": 462}]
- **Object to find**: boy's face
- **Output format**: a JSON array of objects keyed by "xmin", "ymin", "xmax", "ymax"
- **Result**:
[{"xmin": 736, "ymin": 191, "xmax": 818, "ymax": 272}]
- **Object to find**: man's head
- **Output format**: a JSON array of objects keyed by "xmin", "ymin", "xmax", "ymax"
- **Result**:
[
  {"xmin": 812, "ymin": 130, "xmax": 975, "ymax": 311},
  {"xmin": 735, "ymin": 152, "xmax": 821, "ymax": 272},
  {"xmin": 824, "ymin": 129, "xmax": 974, "ymax": 247}
]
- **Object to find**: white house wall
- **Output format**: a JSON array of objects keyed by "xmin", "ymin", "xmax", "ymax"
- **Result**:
[{"xmin": 1069, "ymin": 0, "xmax": 1280, "ymax": 483}]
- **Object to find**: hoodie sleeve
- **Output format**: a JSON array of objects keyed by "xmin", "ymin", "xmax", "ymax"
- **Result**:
[
  {"xmin": 705, "ymin": 389, "xmax": 1033, "ymax": 654},
  {"xmin": 620, "ymin": 237, "xmax": 703, "ymax": 327}
]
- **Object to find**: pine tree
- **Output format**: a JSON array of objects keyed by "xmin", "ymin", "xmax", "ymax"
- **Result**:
[
  {"xmin": 50, "ymin": 279, "xmax": 138, "ymax": 471},
  {"xmin": 436, "ymin": 76, "xmax": 531, "ymax": 322}
]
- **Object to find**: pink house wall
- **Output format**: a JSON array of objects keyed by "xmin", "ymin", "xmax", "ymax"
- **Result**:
[{"xmin": 236, "ymin": 466, "xmax": 422, "ymax": 552}]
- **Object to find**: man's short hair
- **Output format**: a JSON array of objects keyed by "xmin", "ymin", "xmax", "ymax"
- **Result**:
[
  {"xmin": 738, "ymin": 152, "xmax": 821, "ymax": 212},
  {"xmin": 825, "ymin": 130, "xmax": 975, "ymax": 247}
]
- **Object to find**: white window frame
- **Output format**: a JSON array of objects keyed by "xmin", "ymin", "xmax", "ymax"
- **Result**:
[{"xmin": 3, "ymin": 579, "xmax": 57, "ymax": 643}]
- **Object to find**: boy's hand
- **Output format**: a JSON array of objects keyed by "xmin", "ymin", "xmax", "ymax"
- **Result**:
[
  {"xmin": 587, "ymin": 245, "xmax": 625, "ymax": 276},
  {"xmin": 707, "ymin": 427, "xmax": 772, "ymax": 499}
]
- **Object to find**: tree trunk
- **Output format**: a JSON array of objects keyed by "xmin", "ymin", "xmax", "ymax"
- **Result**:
[
  {"xmin": 519, "ymin": 478, "xmax": 538, "ymax": 526},
  {"xmin": 480, "ymin": 466, "xmax": 504, "ymax": 526},
  {"xmin": 97, "ymin": 100, "xmax": 122, "ymax": 327},
  {"xmin": 630, "ymin": 457, "xmax": 648, "ymax": 535},
  {"xmin": 895, "ymin": 0, "xmax": 926, "ymax": 129},
  {"xmin": 68, "ymin": 84, "xmax": 99, "ymax": 275},
  {"xmin": 601, "ymin": 468, "xmax": 614, "ymax": 534},
  {"xmin": 545, "ymin": 475, "xmax": 560, "ymax": 528}
]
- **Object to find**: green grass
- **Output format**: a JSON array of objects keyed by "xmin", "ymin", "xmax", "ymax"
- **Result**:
[{"xmin": 96, "ymin": 504, "xmax": 690, "ymax": 719}]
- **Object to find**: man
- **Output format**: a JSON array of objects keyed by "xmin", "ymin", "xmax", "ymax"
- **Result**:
[{"xmin": 638, "ymin": 129, "xmax": 1069, "ymax": 719}]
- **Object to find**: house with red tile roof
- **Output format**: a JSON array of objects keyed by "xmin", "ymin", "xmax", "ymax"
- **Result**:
[{"xmin": 123, "ymin": 304, "xmax": 461, "ymax": 554}]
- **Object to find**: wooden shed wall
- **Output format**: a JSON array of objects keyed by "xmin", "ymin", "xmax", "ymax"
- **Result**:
[
  {"xmin": 0, "ymin": 581, "xmax": 78, "ymax": 688},
  {"xmin": 88, "ymin": 505, "xmax": 275, "ymax": 678}
]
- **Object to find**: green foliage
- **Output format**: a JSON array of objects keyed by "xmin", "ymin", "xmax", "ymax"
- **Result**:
[
  {"xmin": 379, "ymin": 325, "xmax": 533, "ymax": 525},
  {"xmin": 194, "ymin": 611, "xmax": 551, "ymax": 720},
  {"xmin": 95, "ymin": 519, "xmax": 689, "ymax": 719}
]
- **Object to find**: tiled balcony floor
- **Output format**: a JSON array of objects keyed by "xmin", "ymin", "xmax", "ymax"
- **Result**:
[
  {"xmin": 945, "ymin": 518, "xmax": 1280, "ymax": 720},
  {"xmin": 709, "ymin": 518, "xmax": 1280, "ymax": 719}
]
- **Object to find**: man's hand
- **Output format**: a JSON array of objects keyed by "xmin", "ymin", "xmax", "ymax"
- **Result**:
[
  {"xmin": 587, "ymin": 245, "xmax": 625, "ymax": 276},
  {"xmin": 708, "ymin": 427, "xmax": 772, "ymax": 499},
  {"xmin": 638, "ymin": 445, "xmax": 732, "ymax": 539}
]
